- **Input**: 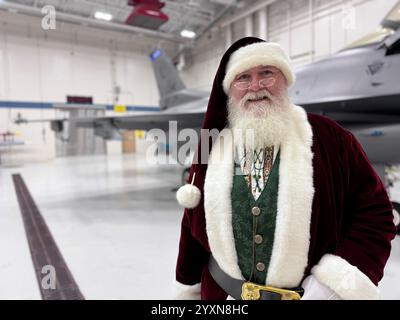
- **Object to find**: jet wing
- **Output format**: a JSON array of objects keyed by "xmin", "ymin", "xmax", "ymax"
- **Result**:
[
  {"xmin": 68, "ymin": 110, "xmax": 205, "ymax": 132},
  {"xmin": 308, "ymin": 111, "xmax": 400, "ymax": 126},
  {"xmin": 349, "ymin": 123, "xmax": 400, "ymax": 164},
  {"xmin": 67, "ymin": 98, "xmax": 209, "ymax": 133}
]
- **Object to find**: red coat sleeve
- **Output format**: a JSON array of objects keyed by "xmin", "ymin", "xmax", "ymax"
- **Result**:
[
  {"xmin": 312, "ymin": 129, "xmax": 396, "ymax": 299},
  {"xmin": 337, "ymin": 132, "xmax": 396, "ymax": 280}
]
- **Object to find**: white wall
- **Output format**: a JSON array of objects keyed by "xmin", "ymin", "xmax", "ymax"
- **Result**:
[
  {"xmin": 182, "ymin": 0, "xmax": 399, "ymax": 89},
  {"xmin": 0, "ymin": 28, "xmax": 159, "ymax": 105},
  {"xmin": 180, "ymin": 33, "xmax": 223, "ymax": 92},
  {"xmin": 0, "ymin": 11, "xmax": 162, "ymax": 164}
]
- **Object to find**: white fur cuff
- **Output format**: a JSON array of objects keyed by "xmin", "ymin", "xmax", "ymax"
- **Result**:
[
  {"xmin": 172, "ymin": 281, "xmax": 201, "ymax": 300},
  {"xmin": 311, "ymin": 254, "xmax": 380, "ymax": 300}
]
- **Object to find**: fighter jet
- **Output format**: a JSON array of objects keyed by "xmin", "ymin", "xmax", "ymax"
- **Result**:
[
  {"xmin": 289, "ymin": 1, "xmax": 400, "ymax": 167},
  {"xmin": 287, "ymin": 1, "xmax": 400, "ymax": 227}
]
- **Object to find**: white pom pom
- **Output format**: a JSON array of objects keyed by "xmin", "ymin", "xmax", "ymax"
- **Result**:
[{"xmin": 176, "ymin": 184, "xmax": 201, "ymax": 209}]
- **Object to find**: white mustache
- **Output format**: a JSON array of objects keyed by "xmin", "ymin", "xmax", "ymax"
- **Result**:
[{"xmin": 241, "ymin": 90, "xmax": 273, "ymax": 103}]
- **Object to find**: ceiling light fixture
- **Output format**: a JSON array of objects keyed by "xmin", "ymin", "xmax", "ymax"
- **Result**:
[
  {"xmin": 180, "ymin": 29, "xmax": 196, "ymax": 39},
  {"xmin": 94, "ymin": 11, "xmax": 113, "ymax": 21}
]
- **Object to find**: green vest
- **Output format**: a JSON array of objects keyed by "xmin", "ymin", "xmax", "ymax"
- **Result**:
[{"xmin": 231, "ymin": 150, "xmax": 280, "ymax": 284}]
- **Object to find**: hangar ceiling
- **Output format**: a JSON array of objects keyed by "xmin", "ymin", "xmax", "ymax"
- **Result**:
[
  {"xmin": 0, "ymin": 0, "xmax": 343, "ymax": 57},
  {"xmin": 0, "ymin": 0, "xmax": 252, "ymax": 44}
]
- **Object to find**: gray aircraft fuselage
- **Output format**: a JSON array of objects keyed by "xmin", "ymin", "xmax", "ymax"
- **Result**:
[{"xmin": 289, "ymin": 31, "xmax": 400, "ymax": 164}]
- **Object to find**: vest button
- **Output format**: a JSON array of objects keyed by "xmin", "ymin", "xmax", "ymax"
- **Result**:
[
  {"xmin": 256, "ymin": 262, "xmax": 265, "ymax": 272},
  {"xmin": 254, "ymin": 234, "xmax": 263, "ymax": 244},
  {"xmin": 251, "ymin": 206, "xmax": 261, "ymax": 216}
]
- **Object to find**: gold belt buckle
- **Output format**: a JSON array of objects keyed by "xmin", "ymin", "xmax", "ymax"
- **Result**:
[{"xmin": 241, "ymin": 282, "xmax": 301, "ymax": 300}]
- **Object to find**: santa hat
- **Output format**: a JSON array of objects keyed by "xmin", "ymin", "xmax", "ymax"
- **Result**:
[
  {"xmin": 222, "ymin": 42, "xmax": 295, "ymax": 94},
  {"xmin": 177, "ymin": 37, "xmax": 293, "ymax": 209}
]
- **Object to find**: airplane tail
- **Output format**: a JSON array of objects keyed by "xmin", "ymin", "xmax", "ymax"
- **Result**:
[
  {"xmin": 149, "ymin": 49, "xmax": 187, "ymax": 110},
  {"xmin": 149, "ymin": 49, "xmax": 208, "ymax": 110}
]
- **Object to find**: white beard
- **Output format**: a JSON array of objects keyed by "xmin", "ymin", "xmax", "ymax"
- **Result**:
[{"xmin": 227, "ymin": 89, "xmax": 294, "ymax": 150}]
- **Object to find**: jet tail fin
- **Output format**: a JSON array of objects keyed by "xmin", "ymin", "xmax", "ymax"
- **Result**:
[{"xmin": 149, "ymin": 49, "xmax": 187, "ymax": 110}]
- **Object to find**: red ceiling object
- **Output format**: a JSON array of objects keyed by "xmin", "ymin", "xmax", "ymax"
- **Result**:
[{"xmin": 125, "ymin": 0, "xmax": 169, "ymax": 30}]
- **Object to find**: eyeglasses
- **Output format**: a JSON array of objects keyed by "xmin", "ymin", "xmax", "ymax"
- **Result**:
[{"xmin": 233, "ymin": 76, "xmax": 276, "ymax": 90}]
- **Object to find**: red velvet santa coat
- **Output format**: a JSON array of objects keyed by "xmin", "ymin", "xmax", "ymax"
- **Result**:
[{"xmin": 175, "ymin": 38, "xmax": 396, "ymax": 300}]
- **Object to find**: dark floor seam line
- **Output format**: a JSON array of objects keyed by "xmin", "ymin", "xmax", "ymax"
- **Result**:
[{"xmin": 12, "ymin": 173, "xmax": 85, "ymax": 300}]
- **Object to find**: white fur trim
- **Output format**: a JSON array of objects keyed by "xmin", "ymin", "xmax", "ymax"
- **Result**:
[
  {"xmin": 204, "ymin": 128, "xmax": 244, "ymax": 279},
  {"xmin": 223, "ymin": 42, "xmax": 295, "ymax": 94},
  {"xmin": 311, "ymin": 254, "xmax": 380, "ymax": 300},
  {"xmin": 172, "ymin": 281, "xmax": 201, "ymax": 300},
  {"xmin": 204, "ymin": 105, "xmax": 314, "ymax": 287},
  {"xmin": 266, "ymin": 105, "xmax": 314, "ymax": 287}
]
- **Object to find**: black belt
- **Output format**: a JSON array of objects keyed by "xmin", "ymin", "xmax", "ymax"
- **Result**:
[{"xmin": 208, "ymin": 255, "xmax": 304, "ymax": 300}]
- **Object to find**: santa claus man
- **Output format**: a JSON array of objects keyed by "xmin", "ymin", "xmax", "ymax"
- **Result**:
[{"xmin": 174, "ymin": 37, "xmax": 396, "ymax": 300}]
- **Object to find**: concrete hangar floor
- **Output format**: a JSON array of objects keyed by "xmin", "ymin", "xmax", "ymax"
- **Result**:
[{"xmin": 0, "ymin": 153, "xmax": 399, "ymax": 299}]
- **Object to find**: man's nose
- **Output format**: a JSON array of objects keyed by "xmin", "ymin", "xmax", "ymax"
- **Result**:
[{"xmin": 248, "ymin": 78, "xmax": 262, "ymax": 91}]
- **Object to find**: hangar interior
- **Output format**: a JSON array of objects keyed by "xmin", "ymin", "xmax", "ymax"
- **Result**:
[{"xmin": 0, "ymin": 0, "xmax": 399, "ymax": 299}]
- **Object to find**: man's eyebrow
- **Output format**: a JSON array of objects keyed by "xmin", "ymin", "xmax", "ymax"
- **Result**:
[
  {"xmin": 235, "ymin": 67, "xmax": 273, "ymax": 79},
  {"xmin": 235, "ymin": 72, "xmax": 249, "ymax": 78}
]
